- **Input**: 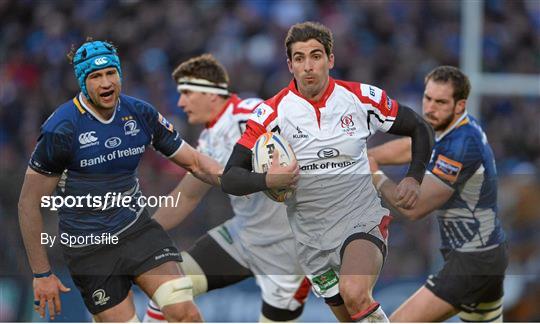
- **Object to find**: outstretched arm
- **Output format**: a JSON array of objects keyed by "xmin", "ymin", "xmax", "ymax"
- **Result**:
[
  {"xmin": 387, "ymin": 105, "xmax": 434, "ymax": 184},
  {"xmin": 369, "ymin": 137, "xmax": 412, "ymax": 165},
  {"xmin": 370, "ymin": 158, "xmax": 453, "ymax": 220},
  {"xmin": 382, "ymin": 105, "xmax": 434, "ymax": 209},
  {"xmin": 169, "ymin": 143, "xmax": 223, "ymax": 187}
]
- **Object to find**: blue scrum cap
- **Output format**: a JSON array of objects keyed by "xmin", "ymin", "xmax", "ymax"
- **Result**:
[{"xmin": 73, "ymin": 40, "xmax": 122, "ymax": 99}]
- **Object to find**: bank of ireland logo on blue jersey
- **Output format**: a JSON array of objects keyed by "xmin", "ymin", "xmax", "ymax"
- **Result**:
[{"xmin": 124, "ymin": 120, "xmax": 140, "ymax": 136}]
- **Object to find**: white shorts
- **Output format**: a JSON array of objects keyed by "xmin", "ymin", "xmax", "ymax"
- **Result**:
[
  {"xmin": 208, "ymin": 219, "xmax": 309, "ymax": 311},
  {"xmin": 298, "ymin": 214, "xmax": 392, "ymax": 299}
]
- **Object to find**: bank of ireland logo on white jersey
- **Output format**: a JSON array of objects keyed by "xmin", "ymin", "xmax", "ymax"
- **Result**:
[
  {"xmin": 124, "ymin": 120, "xmax": 140, "ymax": 136},
  {"xmin": 92, "ymin": 289, "xmax": 111, "ymax": 306},
  {"xmin": 94, "ymin": 57, "xmax": 109, "ymax": 65},
  {"xmin": 79, "ymin": 131, "xmax": 99, "ymax": 148}
]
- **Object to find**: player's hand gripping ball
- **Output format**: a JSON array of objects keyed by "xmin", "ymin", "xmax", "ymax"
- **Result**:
[{"xmin": 252, "ymin": 132, "xmax": 296, "ymax": 202}]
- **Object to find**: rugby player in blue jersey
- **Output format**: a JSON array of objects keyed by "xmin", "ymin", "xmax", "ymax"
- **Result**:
[
  {"xmin": 18, "ymin": 40, "xmax": 222, "ymax": 322},
  {"xmin": 369, "ymin": 66, "xmax": 508, "ymax": 322}
]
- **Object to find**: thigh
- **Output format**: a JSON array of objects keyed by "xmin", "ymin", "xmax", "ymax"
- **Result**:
[
  {"xmin": 390, "ymin": 286, "xmax": 458, "ymax": 322},
  {"xmin": 338, "ymin": 238, "xmax": 384, "ymax": 300},
  {"xmin": 340, "ymin": 238, "xmax": 383, "ymax": 277},
  {"xmin": 134, "ymin": 261, "xmax": 183, "ymax": 297}
]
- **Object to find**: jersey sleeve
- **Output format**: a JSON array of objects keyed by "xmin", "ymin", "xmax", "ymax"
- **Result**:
[
  {"xmin": 428, "ymin": 135, "xmax": 482, "ymax": 189},
  {"xmin": 237, "ymin": 103, "xmax": 274, "ymax": 149},
  {"xmin": 233, "ymin": 97, "xmax": 263, "ymax": 134},
  {"xmin": 139, "ymin": 102, "xmax": 184, "ymax": 157},
  {"xmin": 29, "ymin": 119, "xmax": 75, "ymax": 176},
  {"xmin": 359, "ymin": 83, "xmax": 399, "ymax": 133}
]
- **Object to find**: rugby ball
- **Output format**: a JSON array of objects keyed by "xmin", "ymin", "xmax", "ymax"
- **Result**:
[{"xmin": 252, "ymin": 132, "xmax": 296, "ymax": 202}]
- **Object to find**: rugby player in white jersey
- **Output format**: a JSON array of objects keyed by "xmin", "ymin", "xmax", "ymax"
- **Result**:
[
  {"xmin": 143, "ymin": 54, "xmax": 309, "ymax": 323},
  {"xmin": 221, "ymin": 22, "xmax": 434, "ymax": 322}
]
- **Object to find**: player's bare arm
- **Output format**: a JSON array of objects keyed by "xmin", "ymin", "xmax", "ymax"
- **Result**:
[
  {"xmin": 169, "ymin": 142, "xmax": 223, "ymax": 187},
  {"xmin": 18, "ymin": 167, "xmax": 70, "ymax": 320},
  {"xmin": 370, "ymin": 158, "xmax": 453, "ymax": 219},
  {"xmin": 368, "ymin": 137, "xmax": 412, "ymax": 165},
  {"xmin": 384, "ymin": 105, "xmax": 435, "ymax": 209},
  {"xmin": 153, "ymin": 173, "xmax": 212, "ymax": 231}
]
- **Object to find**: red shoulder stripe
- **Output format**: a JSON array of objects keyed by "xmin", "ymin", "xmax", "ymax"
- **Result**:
[{"xmin": 237, "ymin": 119, "xmax": 267, "ymax": 149}]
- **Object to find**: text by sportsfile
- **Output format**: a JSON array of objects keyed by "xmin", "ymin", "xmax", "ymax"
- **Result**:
[{"xmin": 41, "ymin": 232, "xmax": 119, "ymax": 247}]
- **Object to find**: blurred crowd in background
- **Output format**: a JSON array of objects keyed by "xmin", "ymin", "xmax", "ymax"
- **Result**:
[{"xmin": 1, "ymin": 0, "xmax": 539, "ymax": 321}]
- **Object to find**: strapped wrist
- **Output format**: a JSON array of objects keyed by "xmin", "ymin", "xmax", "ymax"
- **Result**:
[
  {"xmin": 374, "ymin": 170, "xmax": 389, "ymax": 192},
  {"xmin": 33, "ymin": 270, "xmax": 52, "ymax": 278}
]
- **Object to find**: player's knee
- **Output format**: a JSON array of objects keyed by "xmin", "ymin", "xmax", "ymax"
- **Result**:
[
  {"xmin": 180, "ymin": 251, "xmax": 208, "ymax": 296},
  {"xmin": 339, "ymin": 280, "xmax": 372, "ymax": 312},
  {"xmin": 162, "ymin": 301, "xmax": 201, "ymax": 322},
  {"xmin": 152, "ymin": 276, "xmax": 193, "ymax": 308}
]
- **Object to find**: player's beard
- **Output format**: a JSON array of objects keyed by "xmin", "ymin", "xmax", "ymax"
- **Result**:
[{"xmin": 426, "ymin": 111, "xmax": 455, "ymax": 132}]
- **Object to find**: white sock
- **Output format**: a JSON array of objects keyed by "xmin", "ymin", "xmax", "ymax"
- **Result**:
[{"xmin": 142, "ymin": 300, "xmax": 166, "ymax": 323}]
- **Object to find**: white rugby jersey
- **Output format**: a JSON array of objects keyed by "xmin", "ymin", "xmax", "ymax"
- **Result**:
[
  {"xmin": 197, "ymin": 94, "xmax": 294, "ymax": 245},
  {"xmin": 238, "ymin": 78, "xmax": 398, "ymax": 250}
]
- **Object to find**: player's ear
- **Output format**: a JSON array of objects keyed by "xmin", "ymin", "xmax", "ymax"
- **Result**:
[
  {"xmin": 456, "ymin": 99, "xmax": 466, "ymax": 115},
  {"xmin": 287, "ymin": 59, "xmax": 293, "ymax": 74},
  {"xmin": 328, "ymin": 53, "xmax": 335, "ymax": 69}
]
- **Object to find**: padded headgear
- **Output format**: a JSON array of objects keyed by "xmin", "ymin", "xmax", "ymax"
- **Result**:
[{"xmin": 73, "ymin": 41, "xmax": 122, "ymax": 100}]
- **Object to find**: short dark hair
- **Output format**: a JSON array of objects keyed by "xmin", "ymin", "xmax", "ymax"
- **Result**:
[
  {"xmin": 285, "ymin": 21, "xmax": 333, "ymax": 59},
  {"xmin": 172, "ymin": 53, "xmax": 229, "ymax": 86},
  {"xmin": 425, "ymin": 66, "xmax": 471, "ymax": 103}
]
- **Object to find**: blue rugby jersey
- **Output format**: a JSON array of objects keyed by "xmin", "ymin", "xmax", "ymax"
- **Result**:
[
  {"xmin": 427, "ymin": 114, "xmax": 505, "ymax": 251},
  {"xmin": 29, "ymin": 94, "xmax": 183, "ymax": 241}
]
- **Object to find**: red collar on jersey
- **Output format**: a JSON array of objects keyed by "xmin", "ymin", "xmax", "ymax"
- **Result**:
[
  {"xmin": 206, "ymin": 94, "xmax": 241, "ymax": 128},
  {"xmin": 288, "ymin": 77, "xmax": 336, "ymax": 109}
]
